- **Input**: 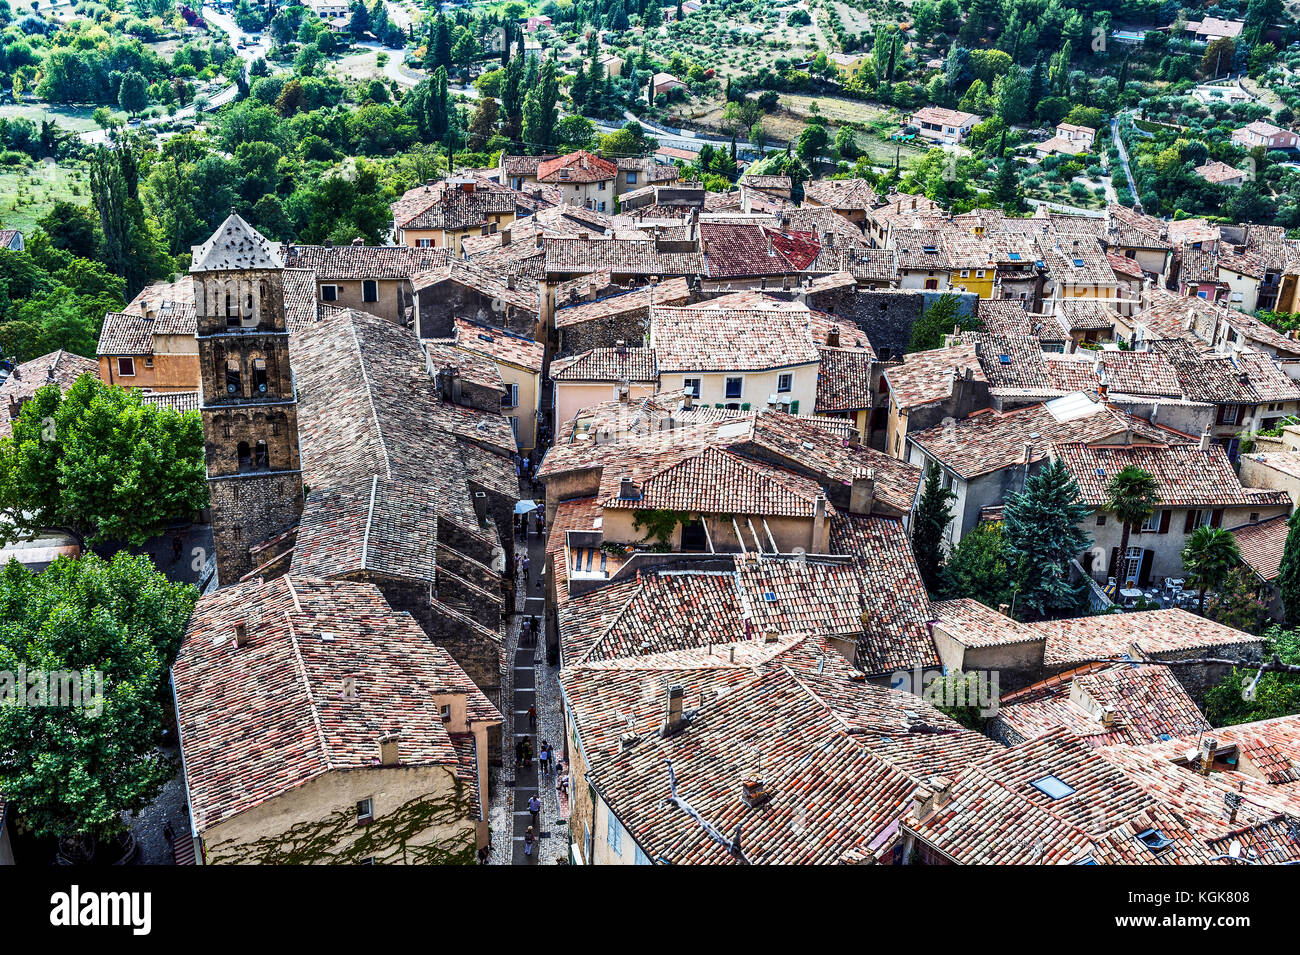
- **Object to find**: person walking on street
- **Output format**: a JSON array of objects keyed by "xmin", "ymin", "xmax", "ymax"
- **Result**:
[
  {"xmin": 521, "ymin": 736, "xmax": 533, "ymax": 768},
  {"xmin": 528, "ymin": 704, "xmax": 537, "ymax": 730},
  {"xmin": 528, "ymin": 794, "xmax": 541, "ymax": 828},
  {"xmin": 538, "ymin": 740, "xmax": 550, "ymax": 776},
  {"xmin": 522, "ymin": 552, "xmax": 531, "ymax": 584},
  {"xmin": 514, "ymin": 736, "xmax": 524, "ymax": 769},
  {"xmin": 524, "ymin": 826, "xmax": 535, "ymax": 858}
]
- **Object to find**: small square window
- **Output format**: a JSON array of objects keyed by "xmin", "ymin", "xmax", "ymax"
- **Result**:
[
  {"xmin": 1096, "ymin": 514, "xmax": 1107, "ymax": 526},
  {"xmin": 362, "ymin": 280, "xmax": 378, "ymax": 303},
  {"xmin": 725, "ymin": 377, "xmax": 743, "ymax": 399},
  {"xmin": 1031, "ymin": 775, "xmax": 1075, "ymax": 799},
  {"xmin": 321, "ymin": 285, "xmax": 338, "ymax": 302},
  {"xmin": 117, "ymin": 357, "xmax": 135, "ymax": 377},
  {"xmin": 440, "ymin": 703, "xmax": 451, "ymax": 722},
  {"xmin": 683, "ymin": 378, "xmax": 701, "ymax": 398},
  {"xmin": 356, "ymin": 798, "xmax": 374, "ymax": 825},
  {"xmin": 777, "ymin": 373, "xmax": 793, "ymax": 393}
]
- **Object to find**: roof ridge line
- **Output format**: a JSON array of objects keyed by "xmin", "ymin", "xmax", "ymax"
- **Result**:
[
  {"xmin": 281, "ymin": 596, "xmax": 331, "ymax": 772},
  {"xmin": 347, "ymin": 314, "xmax": 393, "ymax": 480},
  {"xmin": 361, "ymin": 474, "xmax": 378, "ymax": 572}
]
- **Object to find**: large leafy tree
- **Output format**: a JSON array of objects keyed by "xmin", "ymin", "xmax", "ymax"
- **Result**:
[
  {"xmin": 0, "ymin": 553, "xmax": 198, "ymax": 856},
  {"xmin": 1182, "ymin": 526, "xmax": 1241, "ymax": 615},
  {"xmin": 1001, "ymin": 458, "xmax": 1091, "ymax": 618},
  {"xmin": 939, "ymin": 520, "xmax": 1016, "ymax": 609},
  {"xmin": 1104, "ymin": 465, "xmax": 1159, "ymax": 585},
  {"xmin": 0, "ymin": 376, "xmax": 207, "ymax": 547},
  {"xmin": 912, "ymin": 463, "xmax": 955, "ymax": 593}
]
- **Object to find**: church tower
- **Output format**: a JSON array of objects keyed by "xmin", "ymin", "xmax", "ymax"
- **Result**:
[{"xmin": 191, "ymin": 212, "xmax": 303, "ymax": 585}]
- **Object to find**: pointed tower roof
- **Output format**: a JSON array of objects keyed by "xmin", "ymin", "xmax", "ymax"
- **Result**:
[{"xmin": 191, "ymin": 210, "xmax": 283, "ymax": 271}]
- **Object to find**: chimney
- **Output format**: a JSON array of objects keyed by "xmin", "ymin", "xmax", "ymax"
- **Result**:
[
  {"xmin": 232, "ymin": 622, "xmax": 250, "ymax": 648},
  {"xmin": 849, "ymin": 470, "xmax": 876, "ymax": 515},
  {"xmin": 660, "ymin": 684, "xmax": 685, "ymax": 736},
  {"xmin": 1197, "ymin": 736, "xmax": 1217, "ymax": 775},
  {"xmin": 378, "ymin": 732, "xmax": 401, "ymax": 766},
  {"xmin": 619, "ymin": 732, "xmax": 639, "ymax": 751},
  {"xmin": 1022, "ymin": 442, "xmax": 1034, "ymax": 466},
  {"xmin": 46, "ymin": 365, "xmax": 56, "ymax": 383},
  {"xmin": 323, "ymin": 239, "xmax": 333, "ymax": 249},
  {"xmin": 812, "ymin": 493, "xmax": 828, "ymax": 553},
  {"xmin": 438, "ymin": 364, "xmax": 462, "ymax": 404},
  {"xmin": 826, "ymin": 326, "xmax": 840, "ymax": 348},
  {"xmin": 1100, "ymin": 706, "xmax": 1117, "ymax": 728},
  {"xmin": 470, "ymin": 491, "xmax": 488, "ymax": 527},
  {"xmin": 506, "ymin": 273, "xmax": 517, "ymax": 290},
  {"xmin": 931, "ymin": 776, "xmax": 954, "ymax": 808},
  {"xmin": 618, "ymin": 476, "xmax": 640, "ymax": 500},
  {"xmin": 351, "ymin": 237, "xmax": 364, "ymax": 246},
  {"xmin": 501, "ymin": 227, "xmax": 512, "ymax": 247},
  {"xmin": 7, "ymin": 396, "xmax": 19, "ymax": 420},
  {"xmin": 1098, "ymin": 382, "xmax": 1109, "ymax": 401},
  {"xmin": 909, "ymin": 785, "xmax": 935, "ymax": 821},
  {"xmin": 1200, "ymin": 428, "xmax": 1213, "ymax": 452},
  {"xmin": 740, "ymin": 778, "xmax": 771, "ymax": 808}
]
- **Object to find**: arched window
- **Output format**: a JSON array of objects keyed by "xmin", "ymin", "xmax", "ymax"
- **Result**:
[
  {"xmin": 225, "ymin": 286, "xmax": 238, "ymax": 326},
  {"xmin": 225, "ymin": 359, "xmax": 242, "ymax": 396},
  {"xmin": 237, "ymin": 441, "xmax": 252, "ymax": 470},
  {"xmin": 252, "ymin": 358, "xmax": 268, "ymax": 395},
  {"xmin": 254, "ymin": 440, "xmax": 269, "ymax": 469}
]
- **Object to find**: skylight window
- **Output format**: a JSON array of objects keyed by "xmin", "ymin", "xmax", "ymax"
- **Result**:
[
  {"xmin": 1031, "ymin": 775, "xmax": 1076, "ymax": 799},
  {"xmin": 1136, "ymin": 828, "xmax": 1173, "ymax": 852},
  {"xmin": 1072, "ymin": 258, "xmax": 1085, "ymax": 268},
  {"xmin": 999, "ymin": 355, "xmax": 1011, "ymax": 364},
  {"xmin": 1008, "ymin": 252, "xmax": 1021, "ymax": 261},
  {"xmin": 763, "ymin": 591, "xmax": 777, "ymax": 602}
]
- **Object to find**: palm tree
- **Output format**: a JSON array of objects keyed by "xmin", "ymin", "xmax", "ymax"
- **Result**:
[
  {"xmin": 1104, "ymin": 466, "xmax": 1160, "ymax": 586},
  {"xmin": 1182, "ymin": 526, "xmax": 1241, "ymax": 615}
]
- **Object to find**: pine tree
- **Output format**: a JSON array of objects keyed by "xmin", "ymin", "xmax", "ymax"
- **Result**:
[
  {"xmin": 1026, "ymin": 57, "xmax": 1044, "ymax": 121},
  {"xmin": 913, "ymin": 464, "xmax": 956, "ymax": 593},
  {"xmin": 1276, "ymin": 508, "xmax": 1300, "ymax": 626},
  {"xmin": 1001, "ymin": 458, "xmax": 1092, "ymax": 619}
]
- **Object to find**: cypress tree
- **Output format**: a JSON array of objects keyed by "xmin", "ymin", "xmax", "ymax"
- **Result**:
[{"xmin": 913, "ymin": 464, "xmax": 956, "ymax": 593}]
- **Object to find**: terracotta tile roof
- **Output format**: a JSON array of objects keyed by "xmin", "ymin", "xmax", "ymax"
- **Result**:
[
  {"xmin": 1194, "ymin": 161, "xmax": 1245, "ymax": 185},
  {"xmin": 551, "ymin": 346, "xmax": 657, "ymax": 382},
  {"xmin": 411, "ymin": 259, "xmax": 538, "ymax": 313},
  {"xmin": 568, "ymin": 661, "xmax": 922, "ymax": 864},
  {"xmin": 500, "ymin": 154, "xmax": 557, "ymax": 177},
  {"xmin": 931, "ymin": 598, "xmax": 1042, "ymax": 649},
  {"xmin": 651, "ymin": 303, "xmax": 819, "ymax": 372},
  {"xmin": 1096, "ymin": 350, "xmax": 1184, "ymax": 397},
  {"xmin": 452, "ymin": 317, "xmax": 544, "ymax": 372},
  {"xmin": 601, "ymin": 445, "xmax": 826, "ymax": 517},
  {"xmin": 1034, "ymin": 608, "xmax": 1263, "ymax": 667},
  {"xmin": 815, "ymin": 346, "xmax": 873, "ymax": 413},
  {"xmin": 284, "ymin": 243, "xmax": 450, "ymax": 280},
  {"xmin": 1055, "ymin": 298, "xmax": 1118, "ymax": 332},
  {"xmin": 543, "ymin": 237, "xmax": 705, "ymax": 277},
  {"xmin": 739, "ymin": 174, "xmax": 792, "ymax": 192},
  {"xmin": 905, "ymin": 729, "xmax": 1219, "ymax": 864},
  {"xmin": 962, "ymin": 332, "xmax": 1058, "ymax": 392},
  {"xmin": 283, "ymin": 267, "xmax": 325, "ymax": 331},
  {"xmin": 554, "ymin": 276, "xmax": 690, "ymax": 327},
  {"xmin": 892, "ymin": 229, "xmax": 951, "ymax": 270},
  {"xmin": 421, "ymin": 338, "xmax": 506, "ymax": 393},
  {"xmin": 392, "ymin": 180, "xmax": 517, "ymax": 231},
  {"xmin": 0, "ymin": 350, "xmax": 97, "ymax": 435},
  {"xmin": 1045, "ymin": 353, "xmax": 1101, "ymax": 393},
  {"xmin": 140, "ymin": 391, "xmax": 200, "ymax": 413},
  {"xmin": 910, "ymin": 399, "xmax": 1135, "ymax": 480},
  {"xmin": 1037, "ymin": 233, "xmax": 1117, "ymax": 288},
  {"xmin": 699, "ymin": 222, "xmax": 819, "ymax": 277},
  {"xmin": 293, "ymin": 478, "xmax": 441, "ymax": 582},
  {"xmin": 803, "ymin": 178, "xmax": 879, "ymax": 211},
  {"xmin": 290, "ymin": 307, "xmax": 516, "ymax": 510},
  {"xmin": 912, "ymin": 106, "xmax": 980, "ymax": 128},
  {"xmin": 829, "ymin": 514, "xmax": 939, "ymax": 672},
  {"xmin": 173, "ymin": 575, "xmax": 501, "ymax": 832},
  {"xmin": 1230, "ymin": 514, "xmax": 1289, "ymax": 583},
  {"xmin": 1053, "ymin": 441, "xmax": 1288, "ymax": 508},
  {"xmin": 997, "ymin": 663, "xmax": 1210, "ymax": 747},
  {"xmin": 884, "ymin": 344, "xmax": 984, "ymax": 409},
  {"xmin": 538, "ymin": 150, "xmax": 618, "ymax": 183}
]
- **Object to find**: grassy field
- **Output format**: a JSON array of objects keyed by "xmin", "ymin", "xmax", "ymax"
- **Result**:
[
  {"xmin": 0, "ymin": 161, "xmax": 89, "ymax": 234},
  {"xmin": 0, "ymin": 103, "xmax": 115, "ymax": 134}
]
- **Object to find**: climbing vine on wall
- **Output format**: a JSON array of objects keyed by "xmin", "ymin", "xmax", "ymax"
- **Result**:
[
  {"xmin": 206, "ymin": 782, "xmax": 478, "ymax": 865},
  {"xmin": 632, "ymin": 509, "xmax": 692, "ymax": 551}
]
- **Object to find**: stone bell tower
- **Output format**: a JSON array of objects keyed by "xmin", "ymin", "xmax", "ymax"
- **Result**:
[{"xmin": 191, "ymin": 211, "xmax": 303, "ymax": 585}]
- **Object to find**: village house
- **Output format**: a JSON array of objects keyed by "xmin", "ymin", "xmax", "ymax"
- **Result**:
[
  {"xmin": 0, "ymin": 349, "xmax": 96, "ymax": 438},
  {"xmin": 283, "ymin": 241, "xmax": 449, "ymax": 325},
  {"xmin": 909, "ymin": 106, "xmax": 981, "ymax": 144},
  {"xmin": 390, "ymin": 177, "xmax": 518, "ymax": 252},
  {"xmin": 1231, "ymin": 120, "xmax": 1299, "ymax": 151},
  {"xmin": 96, "ymin": 276, "xmax": 200, "ymax": 394},
  {"xmin": 801, "ymin": 178, "xmax": 879, "ymax": 226},
  {"xmin": 448, "ymin": 317, "xmax": 545, "ymax": 454},
  {"xmin": 550, "ymin": 345, "xmax": 657, "ymax": 432},
  {"xmin": 1052, "ymin": 439, "xmax": 1291, "ymax": 588},
  {"xmin": 535, "ymin": 151, "xmax": 619, "ymax": 212},
  {"xmin": 172, "ymin": 575, "xmax": 502, "ymax": 863},
  {"xmin": 1183, "ymin": 16, "xmax": 1244, "ymax": 43},
  {"xmin": 1034, "ymin": 122, "xmax": 1096, "ymax": 158},
  {"xmin": 1194, "ymin": 161, "xmax": 1246, "ymax": 187}
]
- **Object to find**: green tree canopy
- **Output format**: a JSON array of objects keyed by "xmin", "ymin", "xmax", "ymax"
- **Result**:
[
  {"xmin": 1001, "ymin": 458, "xmax": 1091, "ymax": 618},
  {"xmin": 0, "ymin": 552, "xmax": 197, "ymax": 851},
  {"xmin": 0, "ymin": 376, "xmax": 207, "ymax": 547}
]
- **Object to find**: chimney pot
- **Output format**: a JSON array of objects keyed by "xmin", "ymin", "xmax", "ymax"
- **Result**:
[
  {"xmin": 378, "ymin": 731, "xmax": 401, "ymax": 766},
  {"xmin": 740, "ymin": 778, "xmax": 770, "ymax": 808},
  {"xmin": 233, "ymin": 622, "xmax": 249, "ymax": 648},
  {"xmin": 660, "ymin": 684, "xmax": 685, "ymax": 736}
]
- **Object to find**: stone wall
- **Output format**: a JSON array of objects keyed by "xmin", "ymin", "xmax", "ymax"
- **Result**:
[
  {"xmin": 557, "ymin": 310, "xmax": 650, "ymax": 354},
  {"xmin": 208, "ymin": 471, "xmax": 304, "ymax": 585}
]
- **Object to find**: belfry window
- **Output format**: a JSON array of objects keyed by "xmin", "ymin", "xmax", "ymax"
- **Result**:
[
  {"xmin": 225, "ymin": 360, "xmax": 242, "ymax": 396},
  {"xmin": 254, "ymin": 440, "xmax": 269, "ymax": 469},
  {"xmin": 252, "ymin": 359, "xmax": 268, "ymax": 395}
]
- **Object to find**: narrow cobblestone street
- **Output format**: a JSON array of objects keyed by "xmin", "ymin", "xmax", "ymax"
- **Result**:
[{"xmin": 487, "ymin": 473, "xmax": 566, "ymax": 864}]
